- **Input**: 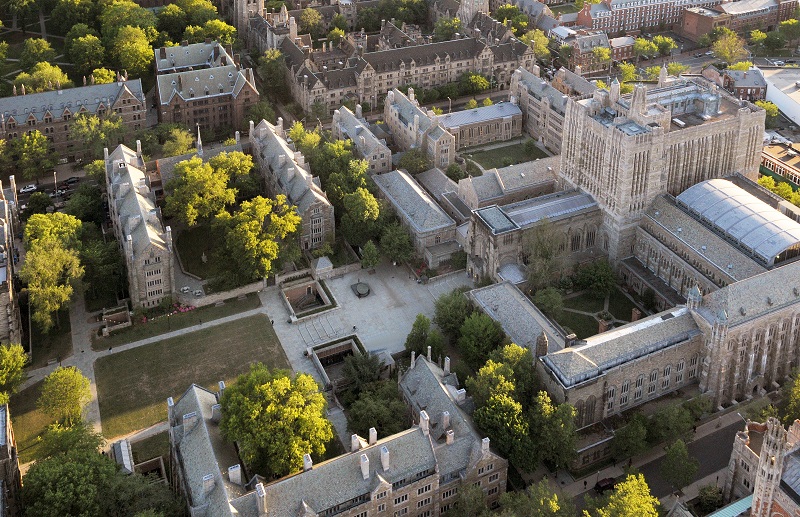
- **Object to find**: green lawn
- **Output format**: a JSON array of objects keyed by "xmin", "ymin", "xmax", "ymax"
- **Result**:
[
  {"xmin": 175, "ymin": 224, "xmax": 216, "ymax": 279},
  {"xmin": 10, "ymin": 381, "xmax": 56, "ymax": 464},
  {"xmin": 607, "ymin": 288, "xmax": 640, "ymax": 323},
  {"xmin": 29, "ymin": 309, "xmax": 72, "ymax": 369},
  {"xmin": 95, "ymin": 314, "xmax": 289, "ymax": 438},
  {"xmin": 465, "ymin": 140, "xmax": 549, "ymax": 169},
  {"xmin": 563, "ymin": 292, "xmax": 605, "ymax": 314},
  {"xmin": 555, "ymin": 311, "xmax": 599, "ymax": 339},
  {"xmin": 91, "ymin": 293, "xmax": 261, "ymax": 350},
  {"xmin": 131, "ymin": 431, "xmax": 170, "ymax": 464},
  {"xmin": 551, "ymin": 3, "xmax": 579, "ymax": 14}
]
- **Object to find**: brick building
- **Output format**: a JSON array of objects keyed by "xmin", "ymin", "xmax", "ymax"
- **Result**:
[
  {"xmin": 577, "ymin": 0, "xmax": 718, "ymax": 34},
  {"xmin": 762, "ymin": 142, "xmax": 800, "ymax": 186},
  {"xmin": 678, "ymin": 0, "xmax": 798, "ymax": 42},
  {"xmin": 702, "ymin": 66, "xmax": 767, "ymax": 101},
  {"xmin": 0, "ymin": 79, "xmax": 145, "ymax": 163},
  {"xmin": 154, "ymin": 41, "xmax": 259, "ymax": 135}
]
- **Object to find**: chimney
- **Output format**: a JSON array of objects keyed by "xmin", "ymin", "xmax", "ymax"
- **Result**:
[
  {"xmin": 420, "ymin": 410, "xmax": 430, "ymax": 436},
  {"xmin": 203, "ymin": 473, "xmax": 215, "ymax": 494},
  {"xmin": 481, "ymin": 437, "xmax": 490, "ymax": 452},
  {"xmin": 218, "ymin": 381, "xmax": 226, "ymax": 400},
  {"xmin": 256, "ymin": 483, "xmax": 267, "ymax": 514},
  {"xmin": 211, "ymin": 403, "xmax": 222, "ymax": 422},
  {"xmin": 441, "ymin": 411, "xmax": 450, "ymax": 429},
  {"xmin": 455, "ymin": 388, "xmax": 466, "ymax": 402},
  {"xmin": 235, "ymin": 131, "xmax": 240, "ymax": 143},
  {"xmin": 360, "ymin": 453, "xmax": 370, "ymax": 480},
  {"xmin": 277, "ymin": 116, "xmax": 284, "ymax": 135},
  {"xmin": 427, "ymin": 345, "xmax": 432, "ymax": 361},
  {"xmin": 446, "ymin": 429, "xmax": 454, "ymax": 445},
  {"xmin": 369, "ymin": 427, "xmax": 377, "ymax": 445},
  {"xmin": 279, "ymin": 154, "xmax": 287, "ymax": 167},
  {"xmin": 167, "ymin": 397, "xmax": 174, "ymax": 419},
  {"xmin": 410, "ymin": 351, "xmax": 415, "ymax": 367},
  {"xmin": 380, "ymin": 445, "xmax": 390, "ymax": 471},
  {"xmin": 249, "ymin": 120, "xmax": 255, "ymax": 135},
  {"xmin": 183, "ymin": 412, "xmax": 198, "ymax": 432},
  {"xmin": 351, "ymin": 434, "xmax": 361, "ymax": 452},
  {"xmin": 104, "ymin": 147, "xmax": 109, "ymax": 161},
  {"xmin": 228, "ymin": 464, "xmax": 242, "ymax": 485},
  {"xmin": 356, "ymin": 104, "xmax": 363, "ymax": 118},
  {"xmin": 303, "ymin": 453, "xmax": 313, "ymax": 471},
  {"xmin": 444, "ymin": 356, "xmax": 450, "ymax": 374}
]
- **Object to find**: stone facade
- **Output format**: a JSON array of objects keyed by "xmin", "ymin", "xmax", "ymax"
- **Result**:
[
  {"xmin": 384, "ymin": 88, "xmax": 457, "ymax": 168},
  {"xmin": 105, "ymin": 144, "xmax": 177, "ymax": 309},
  {"xmin": 0, "ymin": 79, "xmax": 145, "ymax": 163},
  {"xmin": 250, "ymin": 118, "xmax": 335, "ymax": 250},
  {"xmin": 0, "ymin": 406, "xmax": 21, "ymax": 517},
  {"xmin": 332, "ymin": 104, "xmax": 392, "ymax": 173},
  {"xmin": 247, "ymin": 5, "xmax": 298, "ymax": 55},
  {"xmin": 0, "ymin": 180, "xmax": 21, "ymax": 346},
  {"xmin": 560, "ymin": 77, "xmax": 764, "ymax": 264}
]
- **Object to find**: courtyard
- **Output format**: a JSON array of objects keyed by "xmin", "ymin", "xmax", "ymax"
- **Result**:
[
  {"xmin": 95, "ymin": 314, "xmax": 288, "ymax": 438},
  {"xmin": 554, "ymin": 288, "xmax": 645, "ymax": 339},
  {"xmin": 464, "ymin": 139, "xmax": 550, "ymax": 169}
]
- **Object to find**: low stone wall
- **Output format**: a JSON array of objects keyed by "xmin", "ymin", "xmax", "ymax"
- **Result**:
[
  {"xmin": 175, "ymin": 279, "xmax": 266, "ymax": 308},
  {"xmin": 316, "ymin": 261, "xmax": 361, "ymax": 280},
  {"xmin": 275, "ymin": 268, "xmax": 312, "ymax": 285}
]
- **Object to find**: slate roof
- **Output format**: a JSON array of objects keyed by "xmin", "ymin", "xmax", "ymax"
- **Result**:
[
  {"xmin": 0, "ymin": 80, "xmax": 144, "ymax": 123},
  {"xmin": 543, "ymin": 307, "xmax": 701, "ymax": 388},
  {"xmin": 553, "ymin": 67, "xmax": 597, "ymax": 96},
  {"xmin": 416, "ymin": 167, "xmax": 458, "ymax": 200},
  {"xmin": 362, "ymin": 38, "xmax": 487, "ymax": 72},
  {"xmin": 333, "ymin": 106, "xmax": 389, "ymax": 157},
  {"xmin": 502, "ymin": 189, "xmax": 598, "ymax": 229},
  {"xmin": 438, "ymin": 102, "xmax": 521, "ymax": 129},
  {"xmin": 537, "ymin": 14, "xmax": 560, "ymax": 32},
  {"xmin": 676, "ymin": 179, "xmax": 800, "ymax": 267},
  {"xmin": 251, "ymin": 119, "xmax": 331, "ymax": 214},
  {"xmin": 106, "ymin": 145, "xmax": 170, "ymax": 257},
  {"xmin": 378, "ymin": 20, "xmax": 416, "ymax": 48},
  {"xmin": 373, "ymin": 170, "xmax": 456, "ymax": 233},
  {"xmin": 511, "ymin": 0, "xmax": 550, "ymax": 19},
  {"xmin": 469, "ymin": 281, "xmax": 566, "ymax": 351},
  {"xmin": 609, "ymin": 36, "xmax": 635, "ymax": 48},
  {"xmin": 156, "ymin": 65, "xmax": 256, "ymax": 105},
  {"xmin": 154, "ymin": 41, "xmax": 233, "ymax": 73},
  {"xmin": 572, "ymin": 32, "xmax": 610, "ymax": 54},
  {"xmin": 516, "ymin": 68, "xmax": 570, "ymax": 115},
  {"xmin": 387, "ymin": 88, "xmax": 433, "ymax": 135},
  {"xmin": 461, "ymin": 155, "xmax": 559, "ymax": 204},
  {"xmin": 468, "ymin": 12, "xmax": 513, "ymax": 42},
  {"xmin": 717, "ymin": 0, "xmax": 778, "ymax": 15},
  {"xmin": 725, "ymin": 68, "xmax": 766, "ymax": 89}
]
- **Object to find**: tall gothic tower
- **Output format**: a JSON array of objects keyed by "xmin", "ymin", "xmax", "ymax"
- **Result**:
[
  {"xmin": 457, "ymin": 0, "xmax": 488, "ymax": 26},
  {"xmin": 752, "ymin": 418, "xmax": 788, "ymax": 517}
]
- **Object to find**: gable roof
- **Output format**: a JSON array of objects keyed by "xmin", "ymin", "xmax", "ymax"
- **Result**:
[
  {"xmin": 333, "ymin": 106, "xmax": 389, "ymax": 157},
  {"xmin": 154, "ymin": 41, "xmax": 233, "ymax": 73},
  {"xmin": 373, "ymin": 170, "xmax": 456, "ymax": 233},
  {"xmin": 156, "ymin": 65, "xmax": 256, "ymax": 105}
]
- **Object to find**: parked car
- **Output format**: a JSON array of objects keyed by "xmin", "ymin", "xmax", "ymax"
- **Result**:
[
  {"xmin": 787, "ymin": 60, "xmax": 797, "ymax": 64},
  {"xmin": 705, "ymin": 51, "xmax": 714, "ymax": 56},
  {"xmin": 64, "ymin": 176, "xmax": 80, "ymax": 185},
  {"xmin": 594, "ymin": 478, "xmax": 617, "ymax": 493},
  {"xmin": 775, "ymin": 60, "xmax": 786, "ymax": 66},
  {"xmin": 695, "ymin": 53, "xmax": 704, "ymax": 58},
  {"xmin": 19, "ymin": 185, "xmax": 37, "ymax": 194},
  {"xmin": 49, "ymin": 189, "xmax": 67, "ymax": 198}
]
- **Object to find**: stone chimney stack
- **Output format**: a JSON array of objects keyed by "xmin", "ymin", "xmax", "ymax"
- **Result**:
[
  {"xmin": 277, "ymin": 116, "xmax": 284, "ymax": 136},
  {"xmin": 228, "ymin": 464, "xmax": 242, "ymax": 485},
  {"xmin": 535, "ymin": 331, "xmax": 549, "ymax": 358},
  {"xmin": 356, "ymin": 104, "xmax": 363, "ymax": 118},
  {"xmin": 136, "ymin": 139, "xmax": 142, "ymax": 156},
  {"xmin": 256, "ymin": 483, "xmax": 267, "ymax": 514},
  {"xmin": 360, "ymin": 453, "xmax": 370, "ymax": 480},
  {"xmin": 427, "ymin": 345, "xmax": 432, "ymax": 361},
  {"xmin": 380, "ymin": 445, "xmax": 390, "ymax": 471},
  {"xmin": 235, "ymin": 131, "xmax": 240, "ymax": 143},
  {"xmin": 351, "ymin": 434, "xmax": 361, "ymax": 452},
  {"xmin": 482, "ymin": 437, "xmax": 490, "ymax": 452},
  {"xmin": 203, "ymin": 473, "xmax": 215, "ymax": 494},
  {"xmin": 420, "ymin": 410, "xmax": 430, "ymax": 436},
  {"xmin": 218, "ymin": 381, "xmax": 226, "ymax": 400},
  {"xmin": 369, "ymin": 427, "xmax": 377, "ymax": 445},
  {"xmin": 446, "ymin": 429, "xmax": 454, "ymax": 445},
  {"xmin": 303, "ymin": 453, "xmax": 313, "ymax": 471},
  {"xmin": 442, "ymin": 411, "xmax": 450, "ymax": 429},
  {"xmin": 211, "ymin": 404, "xmax": 222, "ymax": 422},
  {"xmin": 444, "ymin": 356, "xmax": 450, "ymax": 374},
  {"xmin": 249, "ymin": 120, "xmax": 255, "ymax": 135},
  {"xmin": 104, "ymin": 147, "xmax": 109, "ymax": 161},
  {"xmin": 167, "ymin": 397, "xmax": 174, "ymax": 421},
  {"xmin": 410, "ymin": 351, "xmax": 416, "ymax": 367}
]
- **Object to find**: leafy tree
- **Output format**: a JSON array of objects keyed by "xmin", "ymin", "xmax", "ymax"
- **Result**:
[
  {"xmin": 327, "ymin": 27, "xmax": 345, "ymax": 45},
  {"xmin": 69, "ymin": 114, "xmax": 125, "ymax": 160},
  {"xmin": 667, "ymin": 62, "xmax": 689, "ymax": 76},
  {"xmin": 559, "ymin": 44, "xmax": 573, "ymax": 63},
  {"xmin": 161, "ymin": 127, "xmax": 195, "ymax": 157},
  {"xmin": 220, "ymin": 363, "xmax": 333, "ymax": 478},
  {"xmin": 652, "ymin": 35, "xmax": 677, "ymax": 56},
  {"xmin": 728, "ymin": 60, "xmax": 753, "ymax": 71},
  {"xmin": 482, "ymin": 97, "xmax": 493, "ymax": 107},
  {"xmin": 751, "ymin": 29, "xmax": 767, "ymax": 46},
  {"xmin": 0, "ymin": 40, "xmax": 8, "ymax": 62},
  {"xmin": 493, "ymin": 4, "xmax": 528, "ymax": 34},
  {"xmin": 361, "ymin": 240, "xmax": 380, "ymax": 269},
  {"xmin": 532, "ymin": 287, "xmax": 563, "ymax": 317},
  {"xmin": 37, "ymin": 421, "xmax": 103, "ymax": 460},
  {"xmin": 713, "ymin": 30, "xmax": 748, "ymax": 63},
  {"xmin": 458, "ymin": 312, "xmax": 506, "ymax": 367},
  {"xmin": 300, "ymin": 7, "xmax": 323, "ymax": 38},
  {"xmin": 356, "ymin": 7, "xmax": 381, "ymax": 31},
  {"xmin": 99, "ymin": 0, "xmax": 157, "ymax": 43},
  {"xmin": 592, "ymin": 46, "xmax": 611, "ymax": 64},
  {"xmin": 85, "ymin": 159, "xmax": 107, "ymax": 183},
  {"xmin": 466, "ymin": 359, "xmax": 516, "ymax": 409},
  {"xmin": 11, "ymin": 130, "xmax": 56, "ymax": 181},
  {"xmin": 405, "ymin": 313, "xmax": 431, "ymax": 356},
  {"xmin": 633, "ymin": 37, "xmax": 657, "ymax": 60},
  {"xmin": 618, "ymin": 61, "xmax": 637, "ymax": 82},
  {"xmin": 52, "ymin": 0, "xmax": 95, "ymax": 36},
  {"xmin": 379, "ymin": 222, "xmax": 413, "ymax": 263},
  {"xmin": 24, "ymin": 213, "xmax": 82, "ymax": 250},
  {"xmin": 331, "ymin": 13, "xmax": 348, "ymax": 31},
  {"xmin": 340, "ymin": 188, "xmax": 380, "ymax": 246},
  {"xmin": 164, "ymin": 156, "xmax": 235, "ymax": 225},
  {"xmin": 38, "ymin": 366, "xmax": 91, "ymax": 425},
  {"xmin": 289, "ymin": 121, "xmax": 324, "ymax": 156},
  {"xmin": 696, "ymin": 485, "xmax": 724, "ymax": 514},
  {"xmin": 590, "ymin": 474, "xmax": 659, "ymax": 517},
  {"xmin": 660, "ymin": 439, "xmax": 698, "ymax": 491},
  {"xmin": 201, "ymin": 19, "xmax": 237, "ymax": 45},
  {"xmin": 397, "ymin": 148, "xmax": 431, "ymax": 174},
  {"xmin": 756, "ymin": 100, "xmax": 779, "ymax": 125},
  {"xmin": 524, "ymin": 219, "xmax": 562, "ymax": 290},
  {"xmin": 433, "ymin": 287, "xmax": 473, "ymax": 339},
  {"xmin": 65, "ymin": 23, "xmax": 98, "ymax": 55},
  {"xmin": 782, "ymin": 369, "xmax": 800, "ymax": 424},
  {"xmin": 21, "ymin": 38, "xmax": 56, "ymax": 71},
  {"xmin": 531, "ymin": 390, "xmax": 576, "ymax": 470},
  {"xmin": 110, "ymin": 25, "xmax": 153, "ymax": 77},
  {"xmin": 499, "ymin": 479, "xmax": 576, "ymax": 517},
  {"xmin": 70, "ymin": 35, "xmax": 105, "ymax": 77},
  {"xmin": 519, "ymin": 29, "xmax": 551, "ymax": 61},
  {"xmin": 765, "ymin": 30, "xmax": 787, "ymax": 51},
  {"xmin": 445, "ymin": 163, "xmax": 466, "ymax": 182},
  {"xmin": 426, "ymin": 329, "xmax": 445, "ymax": 363},
  {"xmin": 575, "ymin": 259, "xmax": 616, "ymax": 298},
  {"xmin": 174, "ymin": 0, "xmax": 218, "ymax": 26},
  {"xmin": 620, "ymin": 82, "xmax": 634, "ymax": 94},
  {"xmin": 683, "ymin": 395, "xmax": 712, "ymax": 421},
  {"xmin": 341, "ymin": 352, "xmax": 384, "ymax": 394},
  {"xmin": 327, "ymin": 159, "xmax": 368, "ymax": 208},
  {"xmin": 22, "ymin": 237, "xmax": 83, "ymax": 332},
  {"xmin": 474, "ymin": 392, "xmax": 535, "ymax": 469},
  {"xmin": 488, "ymin": 344, "xmax": 538, "ymax": 405},
  {"xmin": 64, "ymin": 183, "xmax": 105, "ymax": 226},
  {"xmin": 0, "ymin": 344, "xmax": 27, "ymax": 404},
  {"xmin": 214, "ymin": 195, "xmax": 301, "ymax": 284},
  {"xmin": 13, "ymin": 62, "xmax": 73, "ymax": 93},
  {"xmin": 346, "ymin": 380, "xmax": 409, "ymax": 437},
  {"xmin": 92, "ymin": 67, "xmax": 117, "ymax": 84},
  {"xmin": 157, "ymin": 4, "xmax": 187, "ymax": 40},
  {"xmin": 79, "ymin": 238, "xmax": 124, "ymax": 302},
  {"xmin": 182, "ymin": 25, "xmax": 205, "ymax": 42},
  {"xmin": 246, "ymin": 100, "xmax": 276, "ymax": 126},
  {"xmin": 464, "ymin": 98, "xmax": 478, "ymax": 109},
  {"xmin": 443, "ymin": 482, "xmax": 491, "ymax": 517},
  {"xmin": 460, "ymin": 72, "xmax": 490, "ymax": 94},
  {"xmin": 612, "ymin": 413, "xmax": 648, "ymax": 459},
  {"xmin": 434, "ymin": 16, "xmax": 461, "ymax": 42},
  {"xmin": 647, "ymin": 403, "xmax": 693, "ymax": 444},
  {"xmin": 781, "ymin": 18, "xmax": 800, "ymax": 45},
  {"xmin": 21, "ymin": 192, "xmax": 53, "ymax": 221}
]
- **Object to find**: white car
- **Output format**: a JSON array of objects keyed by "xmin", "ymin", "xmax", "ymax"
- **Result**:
[
  {"xmin": 19, "ymin": 185, "xmax": 37, "ymax": 194},
  {"xmin": 193, "ymin": 290, "xmax": 204, "ymax": 297},
  {"xmin": 775, "ymin": 60, "xmax": 786, "ymax": 66},
  {"xmin": 180, "ymin": 286, "xmax": 191, "ymax": 293}
]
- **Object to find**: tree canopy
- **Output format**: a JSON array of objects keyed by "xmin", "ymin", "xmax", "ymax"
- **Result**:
[
  {"xmin": 20, "ymin": 38, "xmax": 56, "ymax": 71},
  {"xmin": 433, "ymin": 287, "xmax": 473, "ymax": 339},
  {"xmin": 433, "ymin": 16, "xmax": 461, "ymax": 42},
  {"xmin": 458, "ymin": 312, "xmax": 506, "ymax": 367},
  {"xmin": 660, "ymin": 439, "xmax": 699, "ymax": 491},
  {"xmin": 589, "ymin": 474, "xmax": 659, "ymax": 517},
  {"xmin": 0, "ymin": 343, "xmax": 27, "ymax": 404},
  {"xmin": 712, "ymin": 29, "xmax": 748, "ymax": 63},
  {"xmin": 69, "ymin": 114, "xmax": 125, "ymax": 160},
  {"xmin": 13, "ymin": 62, "xmax": 73, "ymax": 93},
  {"xmin": 258, "ymin": 49, "xmax": 288, "ymax": 100},
  {"xmin": 37, "ymin": 366, "xmax": 92, "ymax": 425},
  {"xmin": 220, "ymin": 363, "xmax": 333, "ymax": 478},
  {"xmin": 165, "ymin": 156, "xmax": 236, "ymax": 226},
  {"xmin": 10, "ymin": 129, "xmax": 57, "ymax": 180}
]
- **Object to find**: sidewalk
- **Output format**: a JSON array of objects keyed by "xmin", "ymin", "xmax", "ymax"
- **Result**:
[{"xmin": 549, "ymin": 410, "xmax": 747, "ymax": 503}]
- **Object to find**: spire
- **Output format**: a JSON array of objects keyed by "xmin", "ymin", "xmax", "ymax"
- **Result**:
[
  {"xmin": 196, "ymin": 124, "xmax": 203, "ymax": 157},
  {"xmin": 687, "ymin": 284, "xmax": 702, "ymax": 310}
]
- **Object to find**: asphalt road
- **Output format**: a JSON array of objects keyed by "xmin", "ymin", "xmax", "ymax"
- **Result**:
[{"xmin": 573, "ymin": 419, "xmax": 742, "ymax": 511}]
